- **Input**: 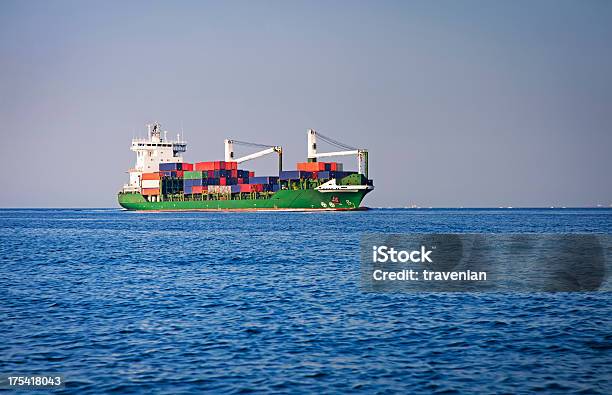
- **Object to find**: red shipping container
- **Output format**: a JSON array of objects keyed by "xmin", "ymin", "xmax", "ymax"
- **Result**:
[
  {"xmin": 195, "ymin": 161, "xmax": 215, "ymax": 171},
  {"xmin": 213, "ymin": 161, "xmax": 226, "ymax": 170},
  {"xmin": 311, "ymin": 172, "xmax": 318, "ymax": 180},
  {"xmin": 142, "ymin": 172, "xmax": 160, "ymax": 180},
  {"xmin": 141, "ymin": 188, "xmax": 160, "ymax": 196},
  {"xmin": 249, "ymin": 171, "xmax": 255, "ymax": 177},
  {"xmin": 219, "ymin": 177, "xmax": 227, "ymax": 186},
  {"xmin": 330, "ymin": 162, "xmax": 338, "ymax": 171},
  {"xmin": 239, "ymin": 184, "xmax": 263, "ymax": 192},
  {"xmin": 226, "ymin": 161, "xmax": 238, "ymax": 170},
  {"xmin": 175, "ymin": 171, "xmax": 184, "ymax": 178},
  {"xmin": 297, "ymin": 162, "xmax": 326, "ymax": 171},
  {"xmin": 182, "ymin": 163, "xmax": 194, "ymax": 171},
  {"xmin": 192, "ymin": 186, "xmax": 207, "ymax": 194},
  {"xmin": 230, "ymin": 169, "xmax": 238, "ymax": 178},
  {"xmin": 207, "ymin": 170, "xmax": 214, "ymax": 178}
]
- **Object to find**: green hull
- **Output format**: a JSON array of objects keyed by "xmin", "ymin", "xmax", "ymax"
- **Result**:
[{"xmin": 118, "ymin": 189, "xmax": 371, "ymax": 211}]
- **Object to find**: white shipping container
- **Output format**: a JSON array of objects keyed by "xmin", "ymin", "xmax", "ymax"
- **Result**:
[
  {"xmin": 208, "ymin": 185, "xmax": 231, "ymax": 194},
  {"xmin": 142, "ymin": 179, "xmax": 160, "ymax": 189}
]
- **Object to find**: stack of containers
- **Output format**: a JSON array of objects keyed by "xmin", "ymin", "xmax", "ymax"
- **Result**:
[
  {"xmin": 195, "ymin": 161, "xmax": 232, "ymax": 171},
  {"xmin": 152, "ymin": 159, "xmax": 293, "ymax": 197},
  {"xmin": 161, "ymin": 178, "xmax": 182, "ymax": 195},
  {"xmin": 236, "ymin": 169, "xmax": 250, "ymax": 184},
  {"xmin": 249, "ymin": 176, "xmax": 278, "ymax": 184},
  {"xmin": 141, "ymin": 172, "xmax": 161, "ymax": 195},
  {"xmin": 297, "ymin": 162, "xmax": 343, "ymax": 172},
  {"xmin": 296, "ymin": 161, "xmax": 344, "ymax": 180},
  {"xmin": 190, "ymin": 161, "xmax": 254, "ymax": 191},
  {"xmin": 247, "ymin": 176, "xmax": 280, "ymax": 192},
  {"xmin": 279, "ymin": 170, "xmax": 313, "ymax": 180},
  {"xmin": 159, "ymin": 163, "xmax": 187, "ymax": 195},
  {"xmin": 184, "ymin": 177, "xmax": 205, "ymax": 195},
  {"xmin": 159, "ymin": 162, "xmax": 184, "ymax": 177},
  {"xmin": 239, "ymin": 184, "xmax": 264, "ymax": 193},
  {"xmin": 192, "ymin": 185, "xmax": 206, "ymax": 194},
  {"xmin": 160, "ymin": 163, "xmax": 183, "ymax": 171},
  {"xmin": 209, "ymin": 185, "xmax": 233, "ymax": 194},
  {"xmin": 297, "ymin": 162, "xmax": 324, "ymax": 171}
]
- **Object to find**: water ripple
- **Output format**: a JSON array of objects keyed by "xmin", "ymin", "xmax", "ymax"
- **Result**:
[{"xmin": 1, "ymin": 208, "xmax": 611, "ymax": 394}]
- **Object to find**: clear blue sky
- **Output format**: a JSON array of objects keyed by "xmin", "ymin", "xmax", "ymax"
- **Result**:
[{"xmin": 1, "ymin": 0, "xmax": 610, "ymax": 207}]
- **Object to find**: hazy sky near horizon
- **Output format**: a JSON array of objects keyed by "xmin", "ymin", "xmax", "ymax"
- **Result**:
[{"xmin": 1, "ymin": 0, "xmax": 611, "ymax": 207}]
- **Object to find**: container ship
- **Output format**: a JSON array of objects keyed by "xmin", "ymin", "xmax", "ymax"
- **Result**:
[{"xmin": 118, "ymin": 123, "xmax": 373, "ymax": 211}]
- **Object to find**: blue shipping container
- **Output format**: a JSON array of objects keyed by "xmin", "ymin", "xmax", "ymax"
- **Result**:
[
  {"xmin": 249, "ymin": 176, "xmax": 279, "ymax": 184},
  {"xmin": 263, "ymin": 184, "xmax": 281, "ymax": 192},
  {"xmin": 184, "ymin": 179, "xmax": 204, "ymax": 187},
  {"xmin": 279, "ymin": 171, "xmax": 312, "ymax": 180},
  {"xmin": 159, "ymin": 163, "xmax": 182, "ymax": 171},
  {"xmin": 161, "ymin": 170, "xmax": 183, "ymax": 178}
]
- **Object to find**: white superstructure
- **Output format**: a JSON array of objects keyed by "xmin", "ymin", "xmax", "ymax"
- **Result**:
[{"xmin": 122, "ymin": 122, "xmax": 187, "ymax": 192}]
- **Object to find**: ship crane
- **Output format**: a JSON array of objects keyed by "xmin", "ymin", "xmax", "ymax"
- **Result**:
[
  {"xmin": 307, "ymin": 129, "xmax": 368, "ymax": 178},
  {"xmin": 224, "ymin": 139, "xmax": 283, "ymax": 174}
]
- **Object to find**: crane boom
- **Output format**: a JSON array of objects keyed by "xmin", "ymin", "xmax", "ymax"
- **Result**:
[
  {"xmin": 225, "ymin": 139, "xmax": 283, "ymax": 173},
  {"xmin": 312, "ymin": 150, "xmax": 360, "ymax": 158},
  {"xmin": 234, "ymin": 147, "xmax": 279, "ymax": 163},
  {"xmin": 307, "ymin": 129, "xmax": 368, "ymax": 177}
]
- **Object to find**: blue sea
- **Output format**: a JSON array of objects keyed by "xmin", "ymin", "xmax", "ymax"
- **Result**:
[{"xmin": 1, "ymin": 208, "xmax": 611, "ymax": 394}]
